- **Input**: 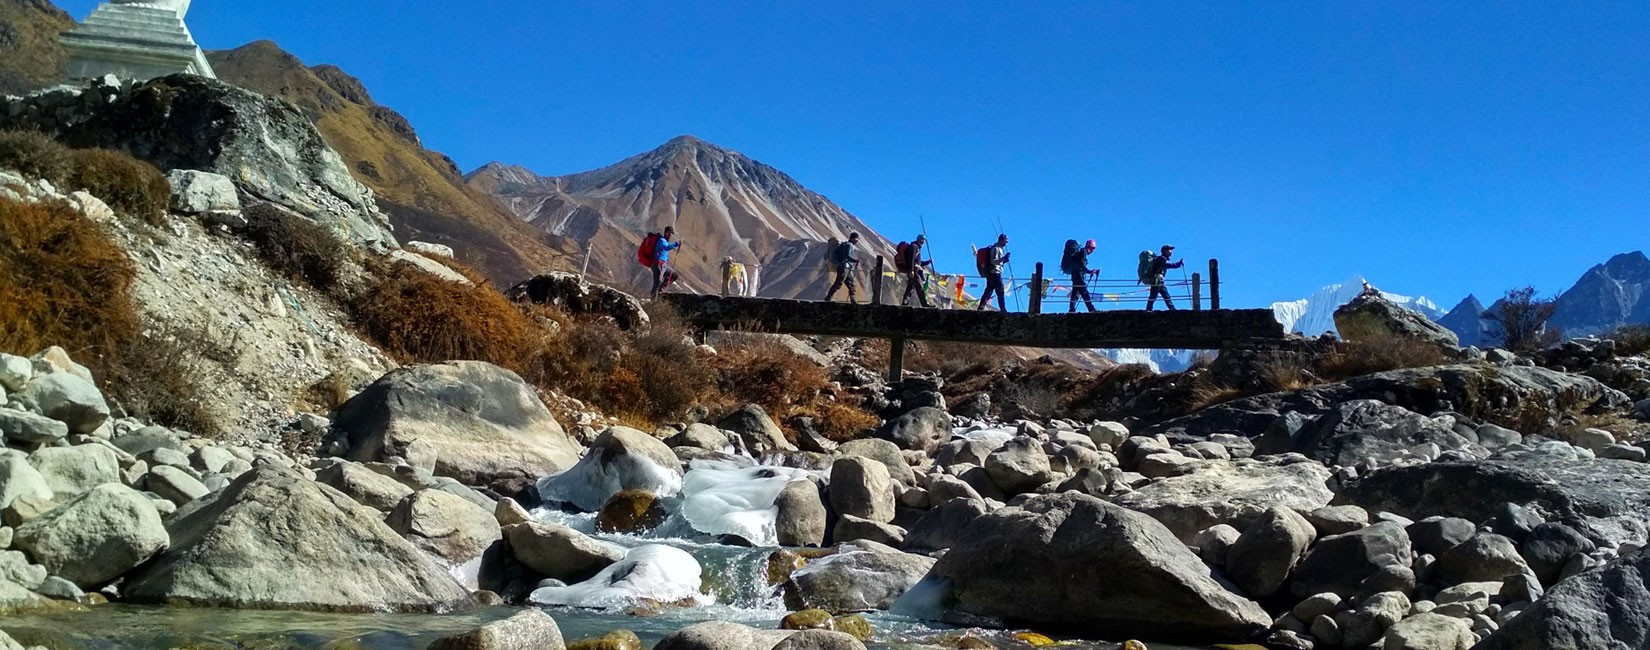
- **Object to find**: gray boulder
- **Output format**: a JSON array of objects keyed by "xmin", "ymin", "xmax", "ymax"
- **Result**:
[
  {"xmin": 503, "ymin": 272, "xmax": 649, "ymax": 332},
  {"xmin": 1333, "ymin": 286, "xmax": 1460, "ymax": 350},
  {"xmin": 0, "ymin": 354, "xmax": 29, "ymax": 392},
  {"xmin": 145, "ymin": 465, "xmax": 210, "ymax": 505},
  {"xmin": 0, "ymin": 408, "xmax": 68, "ymax": 445},
  {"xmin": 666, "ymin": 423, "xmax": 730, "ymax": 451},
  {"xmin": 983, "ymin": 437, "xmax": 1052, "ymax": 495},
  {"xmin": 1109, "ymin": 456, "xmax": 1332, "ymax": 543},
  {"xmin": 122, "ymin": 467, "xmax": 470, "ymax": 611},
  {"xmin": 428, "ymin": 608, "xmax": 564, "ymax": 650},
  {"xmin": 1303, "ymin": 400, "xmax": 1471, "ymax": 468},
  {"xmin": 165, "ymin": 169, "xmax": 240, "ymax": 215},
  {"xmin": 0, "ymin": 455, "xmax": 54, "ymax": 511},
  {"xmin": 1291, "ymin": 522, "xmax": 1414, "ymax": 599},
  {"xmin": 773, "ymin": 630, "xmax": 864, "ymax": 650},
  {"xmin": 1303, "ymin": 505, "xmax": 1370, "ymax": 536},
  {"xmin": 1437, "ymin": 533, "xmax": 1531, "ymax": 584},
  {"xmin": 783, "ymin": 540, "xmax": 934, "ymax": 613},
  {"xmin": 717, "ymin": 405, "xmax": 795, "ymax": 454},
  {"xmin": 538, "ymin": 426, "xmax": 683, "ymax": 512},
  {"xmin": 1518, "ymin": 522, "xmax": 1596, "ymax": 586},
  {"xmin": 775, "ymin": 480, "xmax": 827, "ymax": 547},
  {"xmin": 28, "ymin": 444, "xmax": 119, "ymax": 498},
  {"xmin": 315, "ymin": 461, "xmax": 414, "ymax": 512},
  {"xmin": 926, "ymin": 492, "xmax": 1269, "ymax": 643},
  {"xmin": 1226, "ymin": 506, "xmax": 1316, "ymax": 598},
  {"xmin": 828, "ymin": 458, "xmax": 894, "ymax": 524},
  {"xmin": 15, "ymin": 372, "xmax": 109, "ymax": 435},
  {"xmin": 873, "ymin": 407, "xmax": 950, "ymax": 454},
  {"xmin": 1476, "ymin": 548, "xmax": 1650, "ymax": 650},
  {"xmin": 905, "ymin": 497, "xmax": 989, "ymax": 552},
  {"xmin": 335, "ymin": 361, "xmax": 582, "ymax": 494},
  {"xmin": 502, "ymin": 521, "xmax": 623, "ymax": 582},
  {"xmin": 387, "ymin": 489, "xmax": 501, "ymax": 565},
  {"xmin": 1378, "ymin": 612, "xmax": 1475, "ymax": 650},
  {"xmin": 1406, "ymin": 517, "xmax": 1476, "ymax": 557},
  {"xmin": 834, "ymin": 439, "xmax": 915, "ymax": 485},
  {"xmin": 13, "ymin": 483, "xmax": 166, "ymax": 588},
  {"xmin": 654, "ymin": 621, "xmax": 793, "ymax": 650},
  {"xmin": 832, "ymin": 515, "xmax": 905, "ymax": 548}
]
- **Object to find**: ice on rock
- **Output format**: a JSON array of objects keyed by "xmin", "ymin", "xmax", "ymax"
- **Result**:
[
  {"xmin": 680, "ymin": 464, "xmax": 816, "ymax": 546},
  {"xmin": 529, "ymin": 544, "xmax": 705, "ymax": 609},
  {"xmin": 538, "ymin": 448, "xmax": 684, "ymax": 512},
  {"xmin": 952, "ymin": 424, "xmax": 1013, "ymax": 449}
]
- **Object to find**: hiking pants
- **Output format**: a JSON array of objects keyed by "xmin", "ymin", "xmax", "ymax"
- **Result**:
[
  {"xmin": 902, "ymin": 270, "xmax": 930, "ymax": 307},
  {"xmin": 826, "ymin": 264, "xmax": 858, "ymax": 302},
  {"xmin": 1147, "ymin": 280, "xmax": 1176, "ymax": 311},
  {"xmin": 651, "ymin": 263, "xmax": 670, "ymax": 298},
  {"xmin": 1069, "ymin": 272, "xmax": 1096, "ymax": 312},
  {"xmin": 978, "ymin": 273, "xmax": 1007, "ymax": 311}
]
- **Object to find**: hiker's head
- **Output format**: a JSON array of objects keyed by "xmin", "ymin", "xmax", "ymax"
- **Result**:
[
  {"xmin": 1162, "ymin": 244, "xmax": 1175, "ymax": 258},
  {"xmin": 1084, "ymin": 239, "xmax": 1097, "ymax": 252},
  {"xmin": 997, "ymin": 234, "xmax": 1009, "ymax": 246},
  {"xmin": 915, "ymin": 235, "xmax": 927, "ymax": 246},
  {"xmin": 663, "ymin": 226, "xmax": 675, "ymax": 238},
  {"xmin": 849, "ymin": 232, "xmax": 861, "ymax": 242}
]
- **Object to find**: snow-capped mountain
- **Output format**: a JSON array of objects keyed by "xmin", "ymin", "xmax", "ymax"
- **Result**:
[{"xmin": 1104, "ymin": 276, "xmax": 1444, "ymax": 372}]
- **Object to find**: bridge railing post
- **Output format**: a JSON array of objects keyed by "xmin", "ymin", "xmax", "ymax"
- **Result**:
[
  {"xmin": 871, "ymin": 256, "xmax": 885, "ymax": 305},
  {"xmin": 888, "ymin": 337, "xmax": 905, "ymax": 383},
  {"xmin": 1192, "ymin": 272, "xmax": 1202, "ymax": 311},
  {"xmin": 1209, "ymin": 259, "xmax": 1221, "ymax": 310},
  {"xmin": 720, "ymin": 258, "xmax": 733, "ymax": 297},
  {"xmin": 1030, "ymin": 263, "xmax": 1044, "ymax": 314}
]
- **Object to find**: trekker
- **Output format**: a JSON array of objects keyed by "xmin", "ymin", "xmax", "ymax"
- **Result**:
[
  {"xmin": 825, "ymin": 232, "xmax": 862, "ymax": 304},
  {"xmin": 641, "ymin": 226, "xmax": 683, "ymax": 298},
  {"xmin": 1146, "ymin": 244, "xmax": 1184, "ymax": 311},
  {"xmin": 976, "ymin": 234, "xmax": 1010, "ymax": 311},
  {"xmin": 898, "ymin": 235, "xmax": 932, "ymax": 307},
  {"xmin": 1063, "ymin": 239, "xmax": 1099, "ymax": 313}
]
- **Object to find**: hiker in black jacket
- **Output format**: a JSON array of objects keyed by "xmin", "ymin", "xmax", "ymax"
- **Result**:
[
  {"xmin": 825, "ymin": 233, "xmax": 862, "ymax": 304},
  {"xmin": 1146, "ymin": 244, "xmax": 1184, "ymax": 311},
  {"xmin": 900, "ymin": 235, "xmax": 932, "ymax": 308},
  {"xmin": 1068, "ymin": 239, "xmax": 1099, "ymax": 313}
]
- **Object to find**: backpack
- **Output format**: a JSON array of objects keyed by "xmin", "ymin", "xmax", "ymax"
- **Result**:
[
  {"xmin": 1136, "ymin": 251, "xmax": 1155, "ymax": 285},
  {"xmin": 1060, "ymin": 239, "xmax": 1081, "ymax": 275},
  {"xmin": 832, "ymin": 241, "xmax": 855, "ymax": 266},
  {"xmin": 894, "ymin": 242, "xmax": 914, "ymax": 272},
  {"xmin": 975, "ymin": 247, "xmax": 994, "ymax": 276},
  {"xmin": 637, "ymin": 233, "xmax": 661, "ymax": 267}
]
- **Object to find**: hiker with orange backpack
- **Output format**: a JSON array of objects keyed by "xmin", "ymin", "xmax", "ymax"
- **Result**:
[
  {"xmin": 975, "ymin": 234, "xmax": 1011, "ymax": 311},
  {"xmin": 638, "ymin": 226, "xmax": 683, "ymax": 298},
  {"xmin": 895, "ymin": 235, "xmax": 932, "ymax": 307}
]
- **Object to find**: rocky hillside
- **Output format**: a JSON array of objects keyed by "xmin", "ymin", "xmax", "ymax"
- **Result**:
[
  {"xmin": 207, "ymin": 41, "xmax": 579, "ymax": 285},
  {"xmin": 467, "ymin": 136, "xmax": 898, "ymax": 299},
  {"xmin": 1550, "ymin": 251, "xmax": 1650, "ymax": 337},
  {"xmin": 0, "ymin": 0, "xmax": 74, "ymax": 95}
]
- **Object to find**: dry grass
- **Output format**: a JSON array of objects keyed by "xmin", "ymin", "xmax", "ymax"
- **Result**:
[
  {"xmin": 0, "ymin": 130, "xmax": 72, "ymax": 187},
  {"xmin": 1314, "ymin": 333, "xmax": 1451, "ymax": 382},
  {"xmin": 802, "ymin": 401, "xmax": 882, "ymax": 442},
  {"xmin": 66, "ymin": 149, "xmax": 171, "ymax": 226},
  {"xmin": 240, "ymin": 203, "xmax": 354, "ymax": 294},
  {"xmin": 1610, "ymin": 325, "xmax": 1650, "ymax": 358},
  {"xmin": 1183, "ymin": 381, "xmax": 1246, "ymax": 412},
  {"xmin": 712, "ymin": 337, "xmax": 831, "ymax": 417},
  {"xmin": 351, "ymin": 260, "xmax": 541, "ymax": 367}
]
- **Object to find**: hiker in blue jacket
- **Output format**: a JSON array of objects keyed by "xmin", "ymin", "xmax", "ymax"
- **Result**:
[{"xmin": 650, "ymin": 226, "xmax": 682, "ymax": 298}]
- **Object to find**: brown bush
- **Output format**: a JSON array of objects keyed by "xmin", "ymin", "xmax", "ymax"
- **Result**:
[
  {"xmin": 351, "ymin": 261, "xmax": 541, "ymax": 367},
  {"xmin": 1314, "ymin": 333, "xmax": 1450, "ymax": 382},
  {"xmin": 67, "ymin": 149, "xmax": 171, "ymax": 226},
  {"xmin": 240, "ymin": 203, "xmax": 352, "ymax": 293},
  {"xmin": 1609, "ymin": 324, "xmax": 1650, "ymax": 358},
  {"xmin": 713, "ymin": 337, "xmax": 831, "ymax": 417},
  {"xmin": 808, "ymin": 401, "xmax": 881, "ymax": 442},
  {"xmin": 100, "ymin": 325, "xmax": 225, "ymax": 437},
  {"xmin": 0, "ymin": 130, "xmax": 72, "ymax": 187},
  {"xmin": 0, "ymin": 197, "xmax": 138, "ymax": 365}
]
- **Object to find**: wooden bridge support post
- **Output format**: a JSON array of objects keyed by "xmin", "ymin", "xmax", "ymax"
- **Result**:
[
  {"xmin": 1209, "ymin": 259, "xmax": 1221, "ymax": 310},
  {"xmin": 888, "ymin": 337, "xmax": 906, "ymax": 383},
  {"xmin": 720, "ymin": 258, "xmax": 733, "ymax": 297},
  {"xmin": 871, "ymin": 256, "xmax": 885, "ymax": 305},
  {"xmin": 1192, "ymin": 273, "xmax": 1202, "ymax": 311},
  {"xmin": 1030, "ymin": 263, "xmax": 1044, "ymax": 314}
]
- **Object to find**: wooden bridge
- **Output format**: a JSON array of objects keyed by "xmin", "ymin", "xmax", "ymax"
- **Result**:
[{"xmin": 659, "ymin": 293, "xmax": 1290, "ymax": 380}]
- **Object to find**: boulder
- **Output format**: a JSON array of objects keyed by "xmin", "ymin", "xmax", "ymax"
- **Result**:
[
  {"xmin": 122, "ymin": 467, "xmax": 470, "ymax": 611},
  {"xmin": 1476, "ymin": 548, "xmax": 1650, "ymax": 650},
  {"xmin": 1378, "ymin": 613, "xmax": 1475, "ymax": 650},
  {"xmin": 1341, "ymin": 455, "xmax": 1650, "ymax": 547},
  {"xmin": 774, "ymin": 481, "xmax": 827, "ymax": 547},
  {"xmin": 653, "ymin": 621, "xmax": 793, "ymax": 650},
  {"xmin": 27, "ymin": 445, "xmax": 119, "ymax": 498},
  {"xmin": 872, "ymin": 407, "xmax": 950, "ymax": 455},
  {"xmin": 905, "ymin": 497, "xmax": 989, "ymax": 552},
  {"xmin": 0, "ymin": 408, "xmax": 69, "ymax": 445},
  {"xmin": 539, "ymin": 426, "xmax": 684, "ymax": 512},
  {"xmin": 1406, "ymin": 517, "xmax": 1476, "ymax": 558},
  {"xmin": 1226, "ymin": 506, "xmax": 1316, "ymax": 598},
  {"xmin": 925, "ymin": 492, "xmax": 1270, "ymax": 643},
  {"xmin": 832, "ymin": 515, "xmax": 905, "ymax": 548},
  {"xmin": 387, "ymin": 489, "xmax": 501, "ymax": 565},
  {"xmin": 1109, "ymin": 456, "xmax": 1333, "ymax": 543},
  {"xmin": 0, "ymin": 354, "xmax": 30, "ymax": 392},
  {"xmin": 834, "ymin": 439, "xmax": 915, "ymax": 486},
  {"xmin": 0, "ymin": 455, "xmax": 54, "ymax": 511},
  {"xmin": 1301, "ymin": 400, "xmax": 1471, "ymax": 468},
  {"xmin": 783, "ymin": 541, "xmax": 934, "ymax": 613},
  {"xmin": 504, "ymin": 272, "xmax": 649, "ymax": 331},
  {"xmin": 1303, "ymin": 505, "xmax": 1370, "ymax": 537},
  {"xmin": 165, "ymin": 169, "xmax": 240, "ymax": 215},
  {"xmin": 666, "ymin": 424, "xmax": 731, "ymax": 451},
  {"xmin": 494, "ymin": 498, "xmax": 532, "ymax": 527},
  {"xmin": 1087, "ymin": 422, "xmax": 1130, "ymax": 449},
  {"xmin": 772, "ymin": 630, "xmax": 865, "ymax": 650},
  {"xmin": 428, "ymin": 608, "xmax": 564, "ymax": 650},
  {"xmin": 503, "ymin": 521, "xmax": 623, "ymax": 582},
  {"xmin": 12, "ymin": 483, "xmax": 166, "ymax": 588},
  {"xmin": 1437, "ymin": 533, "xmax": 1531, "ymax": 584},
  {"xmin": 1518, "ymin": 522, "xmax": 1596, "ymax": 586},
  {"xmin": 15, "ymin": 372, "xmax": 109, "ymax": 435},
  {"xmin": 828, "ymin": 458, "xmax": 894, "ymax": 524},
  {"xmin": 1340, "ymin": 591, "xmax": 1412, "ymax": 648},
  {"xmin": 1333, "ymin": 286, "xmax": 1460, "ymax": 350},
  {"xmin": 1193, "ymin": 524, "xmax": 1241, "ymax": 566},
  {"xmin": 315, "ymin": 461, "xmax": 414, "ymax": 512},
  {"xmin": 567, "ymin": 630, "xmax": 642, "ymax": 650},
  {"xmin": 982, "ymin": 437, "xmax": 1052, "ymax": 495},
  {"xmin": 335, "ymin": 361, "xmax": 582, "ymax": 494},
  {"xmin": 933, "ymin": 439, "xmax": 995, "ymax": 470},
  {"xmin": 145, "ymin": 465, "xmax": 210, "ymax": 505},
  {"xmin": 1291, "ymin": 522, "xmax": 1413, "ymax": 599},
  {"xmin": 716, "ymin": 405, "xmax": 795, "ymax": 454}
]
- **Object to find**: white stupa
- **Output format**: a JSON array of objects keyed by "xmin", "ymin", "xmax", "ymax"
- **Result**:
[{"xmin": 60, "ymin": 0, "xmax": 216, "ymax": 82}]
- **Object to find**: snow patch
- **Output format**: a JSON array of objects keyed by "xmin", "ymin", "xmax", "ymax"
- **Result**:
[{"xmin": 528, "ymin": 544, "xmax": 706, "ymax": 609}]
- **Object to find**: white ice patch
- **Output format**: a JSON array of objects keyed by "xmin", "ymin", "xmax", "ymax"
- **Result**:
[
  {"xmin": 679, "ymin": 465, "xmax": 816, "ymax": 546},
  {"xmin": 951, "ymin": 424, "xmax": 1014, "ymax": 450},
  {"xmin": 538, "ymin": 449, "xmax": 684, "ymax": 513},
  {"xmin": 528, "ymin": 544, "xmax": 706, "ymax": 609}
]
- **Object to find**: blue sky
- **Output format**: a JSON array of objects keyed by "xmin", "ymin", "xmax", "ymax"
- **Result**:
[{"xmin": 61, "ymin": 1, "xmax": 1649, "ymax": 309}]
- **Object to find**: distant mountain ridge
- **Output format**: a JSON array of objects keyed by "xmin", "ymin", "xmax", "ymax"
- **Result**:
[
  {"xmin": 1439, "ymin": 251, "xmax": 1650, "ymax": 345},
  {"xmin": 466, "ymin": 135, "xmax": 897, "ymax": 299}
]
